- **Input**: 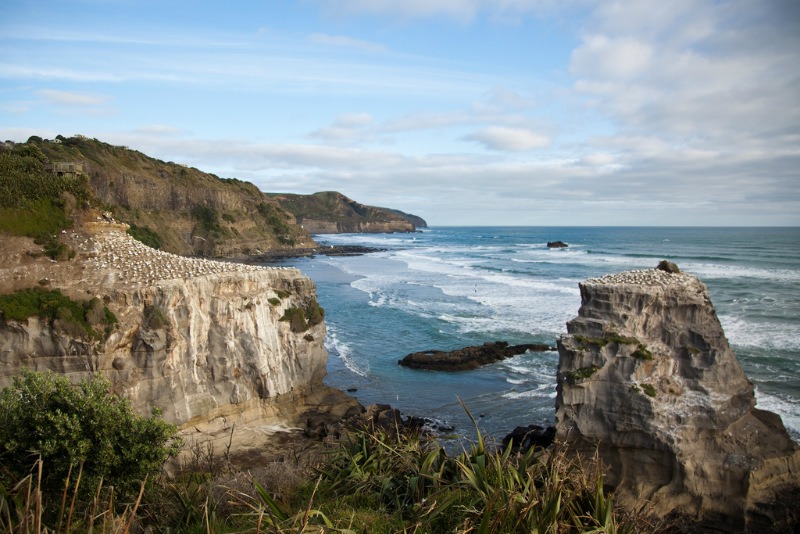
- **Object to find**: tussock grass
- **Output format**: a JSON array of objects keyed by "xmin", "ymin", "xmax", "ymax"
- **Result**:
[{"xmin": 1, "ymin": 400, "xmax": 663, "ymax": 533}]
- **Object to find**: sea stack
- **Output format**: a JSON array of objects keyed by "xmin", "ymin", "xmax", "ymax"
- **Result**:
[{"xmin": 556, "ymin": 266, "xmax": 800, "ymax": 532}]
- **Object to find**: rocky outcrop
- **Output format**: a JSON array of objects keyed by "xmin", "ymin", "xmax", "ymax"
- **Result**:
[
  {"xmin": 273, "ymin": 191, "xmax": 421, "ymax": 234},
  {"xmin": 547, "ymin": 241, "xmax": 568, "ymax": 248},
  {"xmin": 0, "ymin": 225, "xmax": 358, "ymax": 444},
  {"xmin": 398, "ymin": 341, "xmax": 553, "ymax": 371},
  {"xmin": 556, "ymin": 267, "xmax": 800, "ymax": 532}
]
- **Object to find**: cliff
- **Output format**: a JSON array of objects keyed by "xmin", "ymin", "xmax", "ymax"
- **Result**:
[
  {"xmin": 25, "ymin": 136, "xmax": 315, "ymax": 257},
  {"xmin": 556, "ymin": 267, "xmax": 800, "ymax": 532},
  {"xmin": 7, "ymin": 137, "xmax": 425, "ymax": 260},
  {"xmin": 0, "ymin": 222, "xmax": 360, "ymax": 458},
  {"xmin": 269, "ymin": 191, "xmax": 423, "ymax": 233}
]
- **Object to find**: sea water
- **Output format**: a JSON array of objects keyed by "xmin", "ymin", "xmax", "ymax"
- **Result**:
[{"xmin": 271, "ymin": 227, "xmax": 800, "ymax": 443}]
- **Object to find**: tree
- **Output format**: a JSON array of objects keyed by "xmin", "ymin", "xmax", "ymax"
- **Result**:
[{"xmin": 0, "ymin": 369, "xmax": 182, "ymax": 500}]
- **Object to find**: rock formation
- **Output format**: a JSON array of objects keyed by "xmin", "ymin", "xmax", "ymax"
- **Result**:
[
  {"xmin": 0, "ymin": 222, "xmax": 360, "ymax": 461},
  {"xmin": 556, "ymin": 267, "xmax": 799, "ymax": 532},
  {"xmin": 547, "ymin": 241, "xmax": 568, "ymax": 248},
  {"xmin": 398, "ymin": 341, "xmax": 553, "ymax": 371},
  {"xmin": 272, "ymin": 191, "xmax": 421, "ymax": 234}
]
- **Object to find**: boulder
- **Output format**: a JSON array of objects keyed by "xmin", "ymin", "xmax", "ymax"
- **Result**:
[{"xmin": 501, "ymin": 424, "xmax": 555, "ymax": 454}]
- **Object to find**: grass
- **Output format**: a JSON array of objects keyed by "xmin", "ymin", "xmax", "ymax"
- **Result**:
[{"xmin": 0, "ymin": 410, "xmax": 662, "ymax": 534}]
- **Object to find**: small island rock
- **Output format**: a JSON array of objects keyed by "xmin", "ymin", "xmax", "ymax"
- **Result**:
[{"xmin": 398, "ymin": 341, "xmax": 553, "ymax": 371}]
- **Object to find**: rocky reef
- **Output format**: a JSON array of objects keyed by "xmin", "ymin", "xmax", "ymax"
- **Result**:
[
  {"xmin": 398, "ymin": 341, "xmax": 553, "ymax": 371},
  {"xmin": 556, "ymin": 267, "xmax": 799, "ymax": 532}
]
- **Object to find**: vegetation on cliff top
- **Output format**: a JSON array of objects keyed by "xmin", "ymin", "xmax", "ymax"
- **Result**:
[
  {"xmin": 0, "ymin": 144, "xmax": 94, "ymax": 259},
  {"xmin": 1, "ymin": 136, "xmax": 424, "ymax": 257},
  {"xmin": 2, "ymin": 136, "xmax": 310, "ymax": 256},
  {"xmin": 268, "ymin": 190, "xmax": 422, "ymax": 230}
]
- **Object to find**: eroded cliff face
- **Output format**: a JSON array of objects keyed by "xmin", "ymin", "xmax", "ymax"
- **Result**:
[
  {"xmin": 0, "ymin": 225, "xmax": 339, "ymax": 433},
  {"xmin": 556, "ymin": 268, "xmax": 799, "ymax": 532},
  {"xmin": 299, "ymin": 219, "xmax": 415, "ymax": 234}
]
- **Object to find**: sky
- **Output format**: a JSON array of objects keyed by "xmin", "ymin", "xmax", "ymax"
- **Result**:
[{"xmin": 1, "ymin": 0, "xmax": 799, "ymax": 226}]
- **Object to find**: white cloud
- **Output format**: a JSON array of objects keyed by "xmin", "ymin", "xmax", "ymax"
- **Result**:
[
  {"xmin": 37, "ymin": 89, "xmax": 109, "ymax": 106},
  {"xmin": 309, "ymin": 113, "xmax": 376, "ymax": 143},
  {"xmin": 463, "ymin": 126, "xmax": 550, "ymax": 151},
  {"xmin": 570, "ymin": 35, "xmax": 652, "ymax": 80}
]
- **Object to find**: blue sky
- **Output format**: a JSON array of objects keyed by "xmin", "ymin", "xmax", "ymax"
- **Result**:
[{"xmin": 1, "ymin": 0, "xmax": 798, "ymax": 226}]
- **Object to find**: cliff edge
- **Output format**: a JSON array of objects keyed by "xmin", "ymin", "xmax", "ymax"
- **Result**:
[
  {"xmin": 0, "ymin": 222, "xmax": 360, "ymax": 461},
  {"xmin": 556, "ymin": 267, "xmax": 799, "ymax": 532}
]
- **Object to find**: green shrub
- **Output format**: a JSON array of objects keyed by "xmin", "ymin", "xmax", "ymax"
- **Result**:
[
  {"xmin": 575, "ymin": 333, "xmax": 639, "ymax": 348},
  {"xmin": 0, "ymin": 287, "xmax": 115, "ymax": 339},
  {"xmin": 641, "ymin": 384, "xmax": 657, "ymax": 397},
  {"xmin": 280, "ymin": 307, "xmax": 309, "ymax": 333},
  {"xmin": 190, "ymin": 204, "xmax": 225, "ymax": 236},
  {"xmin": 257, "ymin": 202, "xmax": 295, "ymax": 245},
  {"xmin": 566, "ymin": 365, "xmax": 600, "ymax": 382},
  {"xmin": 127, "ymin": 224, "xmax": 163, "ymax": 249},
  {"xmin": 279, "ymin": 300, "xmax": 324, "ymax": 333},
  {"xmin": 0, "ymin": 370, "xmax": 182, "ymax": 501},
  {"xmin": 268, "ymin": 297, "xmax": 281, "ymax": 306},
  {"xmin": 632, "ymin": 344, "xmax": 653, "ymax": 360}
]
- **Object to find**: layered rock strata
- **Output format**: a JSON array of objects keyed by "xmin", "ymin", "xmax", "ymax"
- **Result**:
[
  {"xmin": 0, "ymin": 223, "xmax": 359, "ymax": 457},
  {"xmin": 556, "ymin": 268, "xmax": 799, "ymax": 532}
]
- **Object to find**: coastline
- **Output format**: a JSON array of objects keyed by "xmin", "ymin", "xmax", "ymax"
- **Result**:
[{"xmin": 244, "ymin": 243, "xmax": 388, "ymax": 262}]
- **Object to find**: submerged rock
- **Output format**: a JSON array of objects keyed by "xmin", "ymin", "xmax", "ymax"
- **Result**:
[{"xmin": 555, "ymin": 266, "xmax": 800, "ymax": 532}]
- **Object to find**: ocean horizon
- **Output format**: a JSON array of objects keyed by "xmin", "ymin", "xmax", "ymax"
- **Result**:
[{"xmin": 269, "ymin": 226, "xmax": 800, "ymax": 443}]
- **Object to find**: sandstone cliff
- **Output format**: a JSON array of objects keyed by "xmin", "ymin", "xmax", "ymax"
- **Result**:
[
  {"xmin": 269, "ymin": 191, "xmax": 421, "ymax": 234},
  {"xmin": 556, "ymin": 268, "xmax": 799, "ymax": 532},
  {"xmin": 0, "ymin": 223, "xmax": 359, "ymax": 458}
]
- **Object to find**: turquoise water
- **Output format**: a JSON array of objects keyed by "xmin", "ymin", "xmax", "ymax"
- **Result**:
[{"xmin": 271, "ymin": 227, "xmax": 800, "ymax": 442}]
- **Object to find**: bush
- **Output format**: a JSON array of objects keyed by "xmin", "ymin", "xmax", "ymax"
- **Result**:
[
  {"xmin": 0, "ymin": 287, "xmax": 116, "ymax": 339},
  {"xmin": 127, "ymin": 223, "xmax": 163, "ymax": 249},
  {"xmin": 279, "ymin": 300, "xmax": 324, "ymax": 333},
  {"xmin": 0, "ymin": 370, "xmax": 182, "ymax": 501},
  {"xmin": 641, "ymin": 383, "xmax": 657, "ymax": 397},
  {"xmin": 190, "ymin": 204, "xmax": 225, "ymax": 236}
]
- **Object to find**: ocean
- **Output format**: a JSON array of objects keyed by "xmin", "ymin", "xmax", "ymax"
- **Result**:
[{"xmin": 270, "ymin": 227, "xmax": 800, "ymax": 443}]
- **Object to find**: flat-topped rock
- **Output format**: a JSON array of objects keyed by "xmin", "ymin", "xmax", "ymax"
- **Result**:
[
  {"xmin": 556, "ymin": 265, "xmax": 800, "ymax": 532},
  {"xmin": 398, "ymin": 341, "xmax": 553, "ymax": 371}
]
